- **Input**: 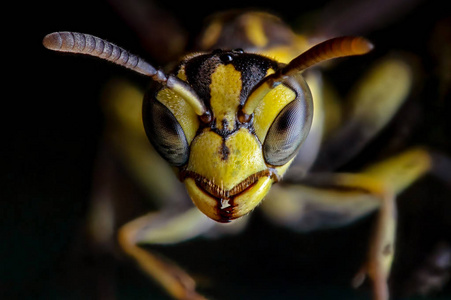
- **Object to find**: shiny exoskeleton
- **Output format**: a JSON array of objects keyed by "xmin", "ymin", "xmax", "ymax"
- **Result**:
[
  {"xmin": 43, "ymin": 10, "xmax": 450, "ymax": 300},
  {"xmin": 143, "ymin": 49, "xmax": 313, "ymax": 222}
]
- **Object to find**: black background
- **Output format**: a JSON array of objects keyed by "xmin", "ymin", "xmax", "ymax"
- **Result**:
[{"xmin": 5, "ymin": 0, "xmax": 451, "ymax": 299}]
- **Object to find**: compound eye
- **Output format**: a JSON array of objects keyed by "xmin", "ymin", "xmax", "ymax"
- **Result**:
[
  {"xmin": 143, "ymin": 98, "xmax": 189, "ymax": 166},
  {"xmin": 263, "ymin": 98, "xmax": 309, "ymax": 166}
]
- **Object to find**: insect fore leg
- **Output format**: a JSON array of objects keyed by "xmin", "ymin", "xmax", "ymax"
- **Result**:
[
  {"xmin": 262, "ymin": 148, "xmax": 450, "ymax": 300},
  {"xmin": 118, "ymin": 208, "xmax": 216, "ymax": 300},
  {"xmin": 94, "ymin": 79, "xmax": 250, "ymax": 299}
]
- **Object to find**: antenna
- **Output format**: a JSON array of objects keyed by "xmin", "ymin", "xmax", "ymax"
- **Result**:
[
  {"xmin": 241, "ymin": 36, "xmax": 373, "ymax": 116},
  {"xmin": 43, "ymin": 32, "xmax": 209, "ymax": 119}
]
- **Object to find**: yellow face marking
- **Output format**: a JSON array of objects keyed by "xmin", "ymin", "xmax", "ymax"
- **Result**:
[
  {"xmin": 184, "ymin": 177, "xmax": 219, "ymax": 219},
  {"xmin": 184, "ymin": 126, "xmax": 275, "ymax": 222},
  {"xmin": 156, "ymin": 88, "xmax": 199, "ymax": 144},
  {"xmin": 244, "ymin": 14, "xmax": 268, "ymax": 48},
  {"xmin": 186, "ymin": 127, "xmax": 266, "ymax": 191},
  {"xmin": 253, "ymin": 84, "xmax": 297, "ymax": 142},
  {"xmin": 209, "ymin": 64, "xmax": 242, "ymax": 131},
  {"xmin": 232, "ymin": 175, "xmax": 273, "ymax": 216}
]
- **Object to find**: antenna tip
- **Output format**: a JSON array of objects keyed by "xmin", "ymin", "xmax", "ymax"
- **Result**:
[
  {"xmin": 350, "ymin": 37, "xmax": 374, "ymax": 55},
  {"xmin": 42, "ymin": 32, "xmax": 62, "ymax": 50}
]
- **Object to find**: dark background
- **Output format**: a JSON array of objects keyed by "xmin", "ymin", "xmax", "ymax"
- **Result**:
[{"xmin": 5, "ymin": 0, "xmax": 451, "ymax": 299}]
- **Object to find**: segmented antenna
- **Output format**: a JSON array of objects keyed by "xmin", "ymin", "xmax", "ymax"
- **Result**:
[
  {"xmin": 43, "ymin": 32, "xmax": 157, "ymax": 77},
  {"xmin": 241, "ymin": 36, "xmax": 373, "ymax": 116},
  {"xmin": 43, "ymin": 31, "xmax": 209, "ymax": 118},
  {"xmin": 281, "ymin": 36, "xmax": 373, "ymax": 76}
]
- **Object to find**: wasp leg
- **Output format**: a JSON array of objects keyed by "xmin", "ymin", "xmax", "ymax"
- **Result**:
[
  {"xmin": 91, "ymin": 79, "xmax": 214, "ymax": 299},
  {"xmin": 118, "ymin": 208, "xmax": 217, "ymax": 300},
  {"xmin": 313, "ymin": 57, "xmax": 414, "ymax": 171},
  {"xmin": 263, "ymin": 148, "xmax": 450, "ymax": 300},
  {"xmin": 263, "ymin": 172, "xmax": 394, "ymax": 299}
]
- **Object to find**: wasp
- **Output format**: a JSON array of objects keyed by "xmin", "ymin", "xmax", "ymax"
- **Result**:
[{"xmin": 43, "ymin": 10, "xmax": 450, "ymax": 300}]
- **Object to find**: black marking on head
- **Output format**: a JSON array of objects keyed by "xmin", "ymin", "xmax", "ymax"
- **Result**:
[
  {"xmin": 182, "ymin": 51, "xmax": 278, "ymax": 109},
  {"xmin": 220, "ymin": 140, "xmax": 230, "ymax": 161},
  {"xmin": 183, "ymin": 54, "xmax": 217, "ymax": 109},
  {"xmin": 231, "ymin": 54, "xmax": 278, "ymax": 105}
]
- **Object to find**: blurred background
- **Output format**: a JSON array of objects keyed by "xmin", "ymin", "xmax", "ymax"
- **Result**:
[{"xmin": 4, "ymin": 0, "xmax": 451, "ymax": 299}]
